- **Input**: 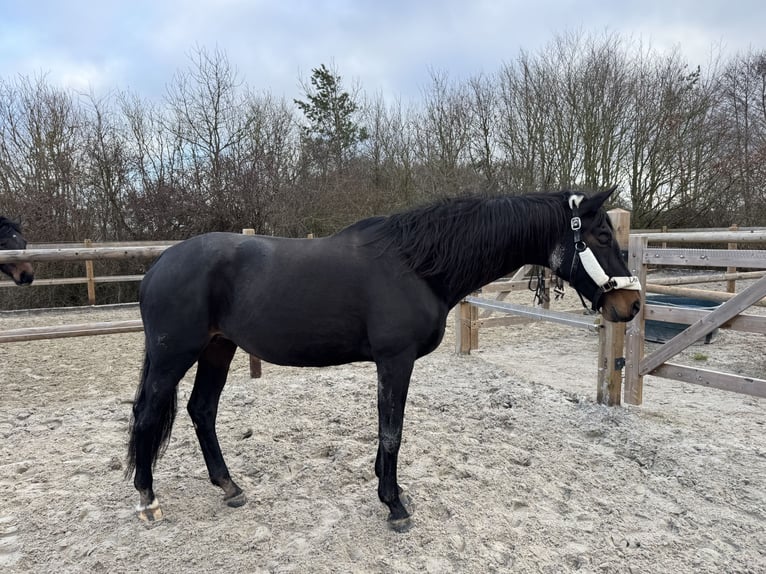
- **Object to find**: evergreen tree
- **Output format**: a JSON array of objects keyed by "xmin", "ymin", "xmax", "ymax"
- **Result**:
[{"xmin": 294, "ymin": 64, "xmax": 368, "ymax": 173}]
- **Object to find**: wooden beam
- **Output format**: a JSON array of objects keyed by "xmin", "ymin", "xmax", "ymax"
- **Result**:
[
  {"xmin": 650, "ymin": 363, "xmax": 766, "ymax": 399},
  {"xmin": 597, "ymin": 320, "xmax": 624, "ymax": 406},
  {"xmin": 640, "ymin": 274, "xmax": 766, "ymax": 376},
  {"xmin": 648, "ymin": 270, "xmax": 765, "ymax": 286},
  {"xmin": 607, "ymin": 208, "xmax": 631, "ymax": 249},
  {"xmin": 242, "ymin": 228, "xmax": 262, "ymax": 378},
  {"xmin": 84, "ymin": 239, "xmax": 96, "ymax": 305},
  {"xmin": 0, "ymin": 275, "xmax": 145, "ymax": 288},
  {"xmin": 636, "ymin": 230, "xmax": 766, "ymax": 243},
  {"xmin": 0, "ymin": 245, "xmax": 172, "ymax": 263},
  {"xmin": 645, "ymin": 283, "xmax": 766, "ymax": 307},
  {"xmin": 479, "ymin": 280, "xmax": 532, "ymax": 293},
  {"xmin": 464, "ymin": 296, "xmax": 599, "ymax": 331},
  {"xmin": 643, "ymin": 248, "xmax": 766, "ymax": 269},
  {"xmin": 624, "ymin": 235, "xmax": 648, "ymax": 405},
  {"xmin": 645, "ymin": 305, "xmax": 766, "ymax": 335},
  {"xmin": 456, "ymin": 300, "xmax": 473, "ymax": 354},
  {"xmin": 0, "ymin": 320, "xmax": 143, "ymax": 343}
]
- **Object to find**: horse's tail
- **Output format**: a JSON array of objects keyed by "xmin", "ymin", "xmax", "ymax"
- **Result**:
[{"xmin": 125, "ymin": 346, "xmax": 178, "ymax": 479}]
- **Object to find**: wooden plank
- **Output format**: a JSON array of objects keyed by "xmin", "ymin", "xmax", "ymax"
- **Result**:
[
  {"xmin": 474, "ymin": 316, "xmax": 531, "ymax": 329},
  {"xmin": 645, "ymin": 283, "xmax": 766, "ymax": 307},
  {"xmin": 0, "ymin": 275, "xmax": 144, "ymax": 288},
  {"xmin": 650, "ymin": 363, "xmax": 766, "ymax": 399},
  {"xmin": 464, "ymin": 296, "xmax": 599, "ymax": 331},
  {"xmin": 727, "ymin": 224, "xmax": 738, "ymax": 293},
  {"xmin": 640, "ymin": 274, "xmax": 766, "ymax": 376},
  {"xmin": 29, "ymin": 240, "xmax": 180, "ymax": 249},
  {"xmin": 607, "ymin": 208, "xmax": 631, "ymax": 249},
  {"xmin": 0, "ymin": 245, "xmax": 172, "ymax": 263},
  {"xmin": 633, "ymin": 226, "xmax": 763, "ymax": 234},
  {"xmin": 624, "ymin": 235, "xmax": 648, "ymax": 405},
  {"xmin": 84, "ymin": 239, "xmax": 96, "ymax": 305},
  {"xmin": 480, "ymin": 280, "xmax": 531, "ymax": 293},
  {"xmin": 597, "ymin": 320, "xmax": 624, "ymax": 406},
  {"xmin": 456, "ymin": 300, "xmax": 472, "ymax": 354},
  {"xmin": 636, "ymin": 230, "xmax": 766, "ymax": 243},
  {"xmin": 643, "ymin": 248, "xmax": 766, "ymax": 269},
  {"xmin": 242, "ymin": 228, "xmax": 262, "ymax": 378},
  {"xmin": 0, "ymin": 320, "xmax": 144, "ymax": 343},
  {"xmin": 645, "ymin": 305, "xmax": 766, "ymax": 334},
  {"xmin": 649, "ymin": 270, "xmax": 766, "ymax": 286}
]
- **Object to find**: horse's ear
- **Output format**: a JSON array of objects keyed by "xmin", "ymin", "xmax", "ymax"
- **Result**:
[{"xmin": 581, "ymin": 186, "xmax": 617, "ymax": 214}]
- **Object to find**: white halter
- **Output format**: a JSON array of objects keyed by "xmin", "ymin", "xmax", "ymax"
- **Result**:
[{"xmin": 568, "ymin": 194, "xmax": 641, "ymax": 308}]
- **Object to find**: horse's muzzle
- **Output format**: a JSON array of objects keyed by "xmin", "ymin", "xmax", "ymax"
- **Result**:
[
  {"xmin": 17, "ymin": 269, "xmax": 35, "ymax": 285},
  {"xmin": 602, "ymin": 291, "xmax": 641, "ymax": 322},
  {"xmin": 5, "ymin": 262, "xmax": 34, "ymax": 286}
]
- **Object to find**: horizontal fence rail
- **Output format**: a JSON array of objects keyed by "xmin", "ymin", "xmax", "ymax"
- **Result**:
[
  {"xmin": 0, "ymin": 320, "xmax": 144, "ymax": 343},
  {"xmin": 0, "ymin": 245, "xmax": 173, "ymax": 263},
  {"xmin": 464, "ymin": 296, "xmax": 599, "ymax": 331}
]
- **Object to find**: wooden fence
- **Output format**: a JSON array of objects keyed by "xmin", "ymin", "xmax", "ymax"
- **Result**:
[
  {"xmin": 3, "ymin": 224, "xmax": 766, "ymax": 400},
  {"xmin": 0, "ymin": 241, "xmax": 177, "ymax": 304},
  {"xmin": 0, "ymin": 231, "xmax": 263, "ymax": 378},
  {"xmin": 456, "ymin": 215, "xmax": 766, "ymax": 405},
  {"xmin": 624, "ymin": 230, "xmax": 766, "ymax": 403}
]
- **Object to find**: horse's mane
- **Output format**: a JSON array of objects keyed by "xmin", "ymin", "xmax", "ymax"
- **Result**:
[{"xmin": 345, "ymin": 191, "xmax": 572, "ymax": 301}]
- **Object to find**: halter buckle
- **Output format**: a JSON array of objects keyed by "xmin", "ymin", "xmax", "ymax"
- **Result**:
[
  {"xmin": 570, "ymin": 217, "xmax": 582, "ymax": 231},
  {"xmin": 601, "ymin": 278, "xmax": 618, "ymax": 292}
]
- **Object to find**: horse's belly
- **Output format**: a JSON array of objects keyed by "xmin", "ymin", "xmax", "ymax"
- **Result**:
[
  {"xmin": 228, "ymin": 316, "xmax": 372, "ymax": 368},
  {"xmin": 242, "ymin": 336, "xmax": 371, "ymax": 367}
]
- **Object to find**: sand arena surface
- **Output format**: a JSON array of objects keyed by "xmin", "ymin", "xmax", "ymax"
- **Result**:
[{"xmin": 0, "ymin": 293, "xmax": 764, "ymax": 573}]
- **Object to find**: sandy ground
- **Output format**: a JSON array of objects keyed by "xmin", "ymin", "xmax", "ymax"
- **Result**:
[{"xmin": 0, "ymin": 285, "xmax": 765, "ymax": 573}]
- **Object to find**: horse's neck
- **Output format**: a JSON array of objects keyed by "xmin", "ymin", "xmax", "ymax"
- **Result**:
[{"xmin": 442, "ymin": 211, "xmax": 562, "ymax": 306}]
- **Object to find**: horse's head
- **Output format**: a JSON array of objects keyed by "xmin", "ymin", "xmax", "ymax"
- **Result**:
[
  {"xmin": 0, "ymin": 217, "xmax": 34, "ymax": 286},
  {"xmin": 550, "ymin": 188, "xmax": 640, "ymax": 322}
]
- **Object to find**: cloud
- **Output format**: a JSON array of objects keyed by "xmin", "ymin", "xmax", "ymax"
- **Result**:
[{"xmin": 0, "ymin": 0, "xmax": 763, "ymax": 103}]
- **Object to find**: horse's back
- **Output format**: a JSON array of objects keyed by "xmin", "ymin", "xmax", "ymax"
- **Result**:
[{"xmin": 139, "ymin": 231, "xmax": 447, "ymax": 367}]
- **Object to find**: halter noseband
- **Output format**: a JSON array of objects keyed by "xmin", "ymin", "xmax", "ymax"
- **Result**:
[{"xmin": 568, "ymin": 194, "xmax": 641, "ymax": 311}]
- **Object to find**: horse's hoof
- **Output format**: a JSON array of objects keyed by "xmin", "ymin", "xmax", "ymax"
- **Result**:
[
  {"xmin": 136, "ymin": 499, "xmax": 163, "ymax": 523},
  {"xmin": 224, "ymin": 492, "xmax": 247, "ymax": 508},
  {"xmin": 387, "ymin": 515, "xmax": 413, "ymax": 533}
]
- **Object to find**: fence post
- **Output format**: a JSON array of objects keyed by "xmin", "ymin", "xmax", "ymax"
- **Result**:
[
  {"xmin": 727, "ymin": 224, "xmax": 738, "ymax": 293},
  {"xmin": 455, "ymin": 299, "xmax": 475, "ymax": 354},
  {"xmin": 242, "ymin": 228, "xmax": 262, "ymax": 379},
  {"xmin": 624, "ymin": 234, "xmax": 647, "ymax": 405},
  {"xmin": 596, "ymin": 208, "xmax": 631, "ymax": 405},
  {"xmin": 84, "ymin": 239, "xmax": 96, "ymax": 306}
]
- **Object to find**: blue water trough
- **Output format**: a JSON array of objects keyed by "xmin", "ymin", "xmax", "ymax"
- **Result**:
[{"xmin": 644, "ymin": 294, "xmax": 721, "ymax": 344}]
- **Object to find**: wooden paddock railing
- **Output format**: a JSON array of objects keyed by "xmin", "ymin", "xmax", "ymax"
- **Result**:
[
  {"xmin": 456, "ymin": 208, "xmax": 634, "ymax": 406},
  {"xmin": 4, "ymin": 224, "xmax": 766, "ymax": 401},
  {"xmin": 457, "ymin": 215, "xmax": 766, "ymax": 405},
  {"xmin": 0, "ymin": 242, "xmax": 177, "ymax": 304},
  {"xmin": 624, "ymin": 230, "xmax": 766, "ymax": 403},
  {"xmin": 0, "ymin": 230, "xmax": 263, "ymax": 378}
]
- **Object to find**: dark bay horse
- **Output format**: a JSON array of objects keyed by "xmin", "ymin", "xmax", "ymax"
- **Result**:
[
  {"xmin": 0, "ymin": 217, "xmax": 34, "ymax": 285},
  {"xmin": 126, "ymin": 188, "xmax": 641, "ymax": 528}
]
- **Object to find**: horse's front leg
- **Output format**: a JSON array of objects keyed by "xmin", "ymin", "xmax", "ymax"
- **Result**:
[{"xmin": 375, "ymin": 352, "xmax": 415, "ymax": 530}]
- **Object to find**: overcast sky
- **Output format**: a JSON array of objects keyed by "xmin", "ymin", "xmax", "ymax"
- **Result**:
[{"xmin": 1, "ymin": 1, "xmax": 763, "ymax": 102}]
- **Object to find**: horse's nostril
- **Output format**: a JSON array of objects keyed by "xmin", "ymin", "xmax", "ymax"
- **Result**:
[{"xmin": 632, "ymin": 300, "xmax": 641, "ymax": 315}]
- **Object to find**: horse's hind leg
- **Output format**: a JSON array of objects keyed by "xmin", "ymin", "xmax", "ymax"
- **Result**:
[
  {"xmin": 130, "ymin": 352, "xmax": 197, "ymax": 522},
  {"xmin": 187, "ymin": 336, "xmax": 245, "ymax": 508}
]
